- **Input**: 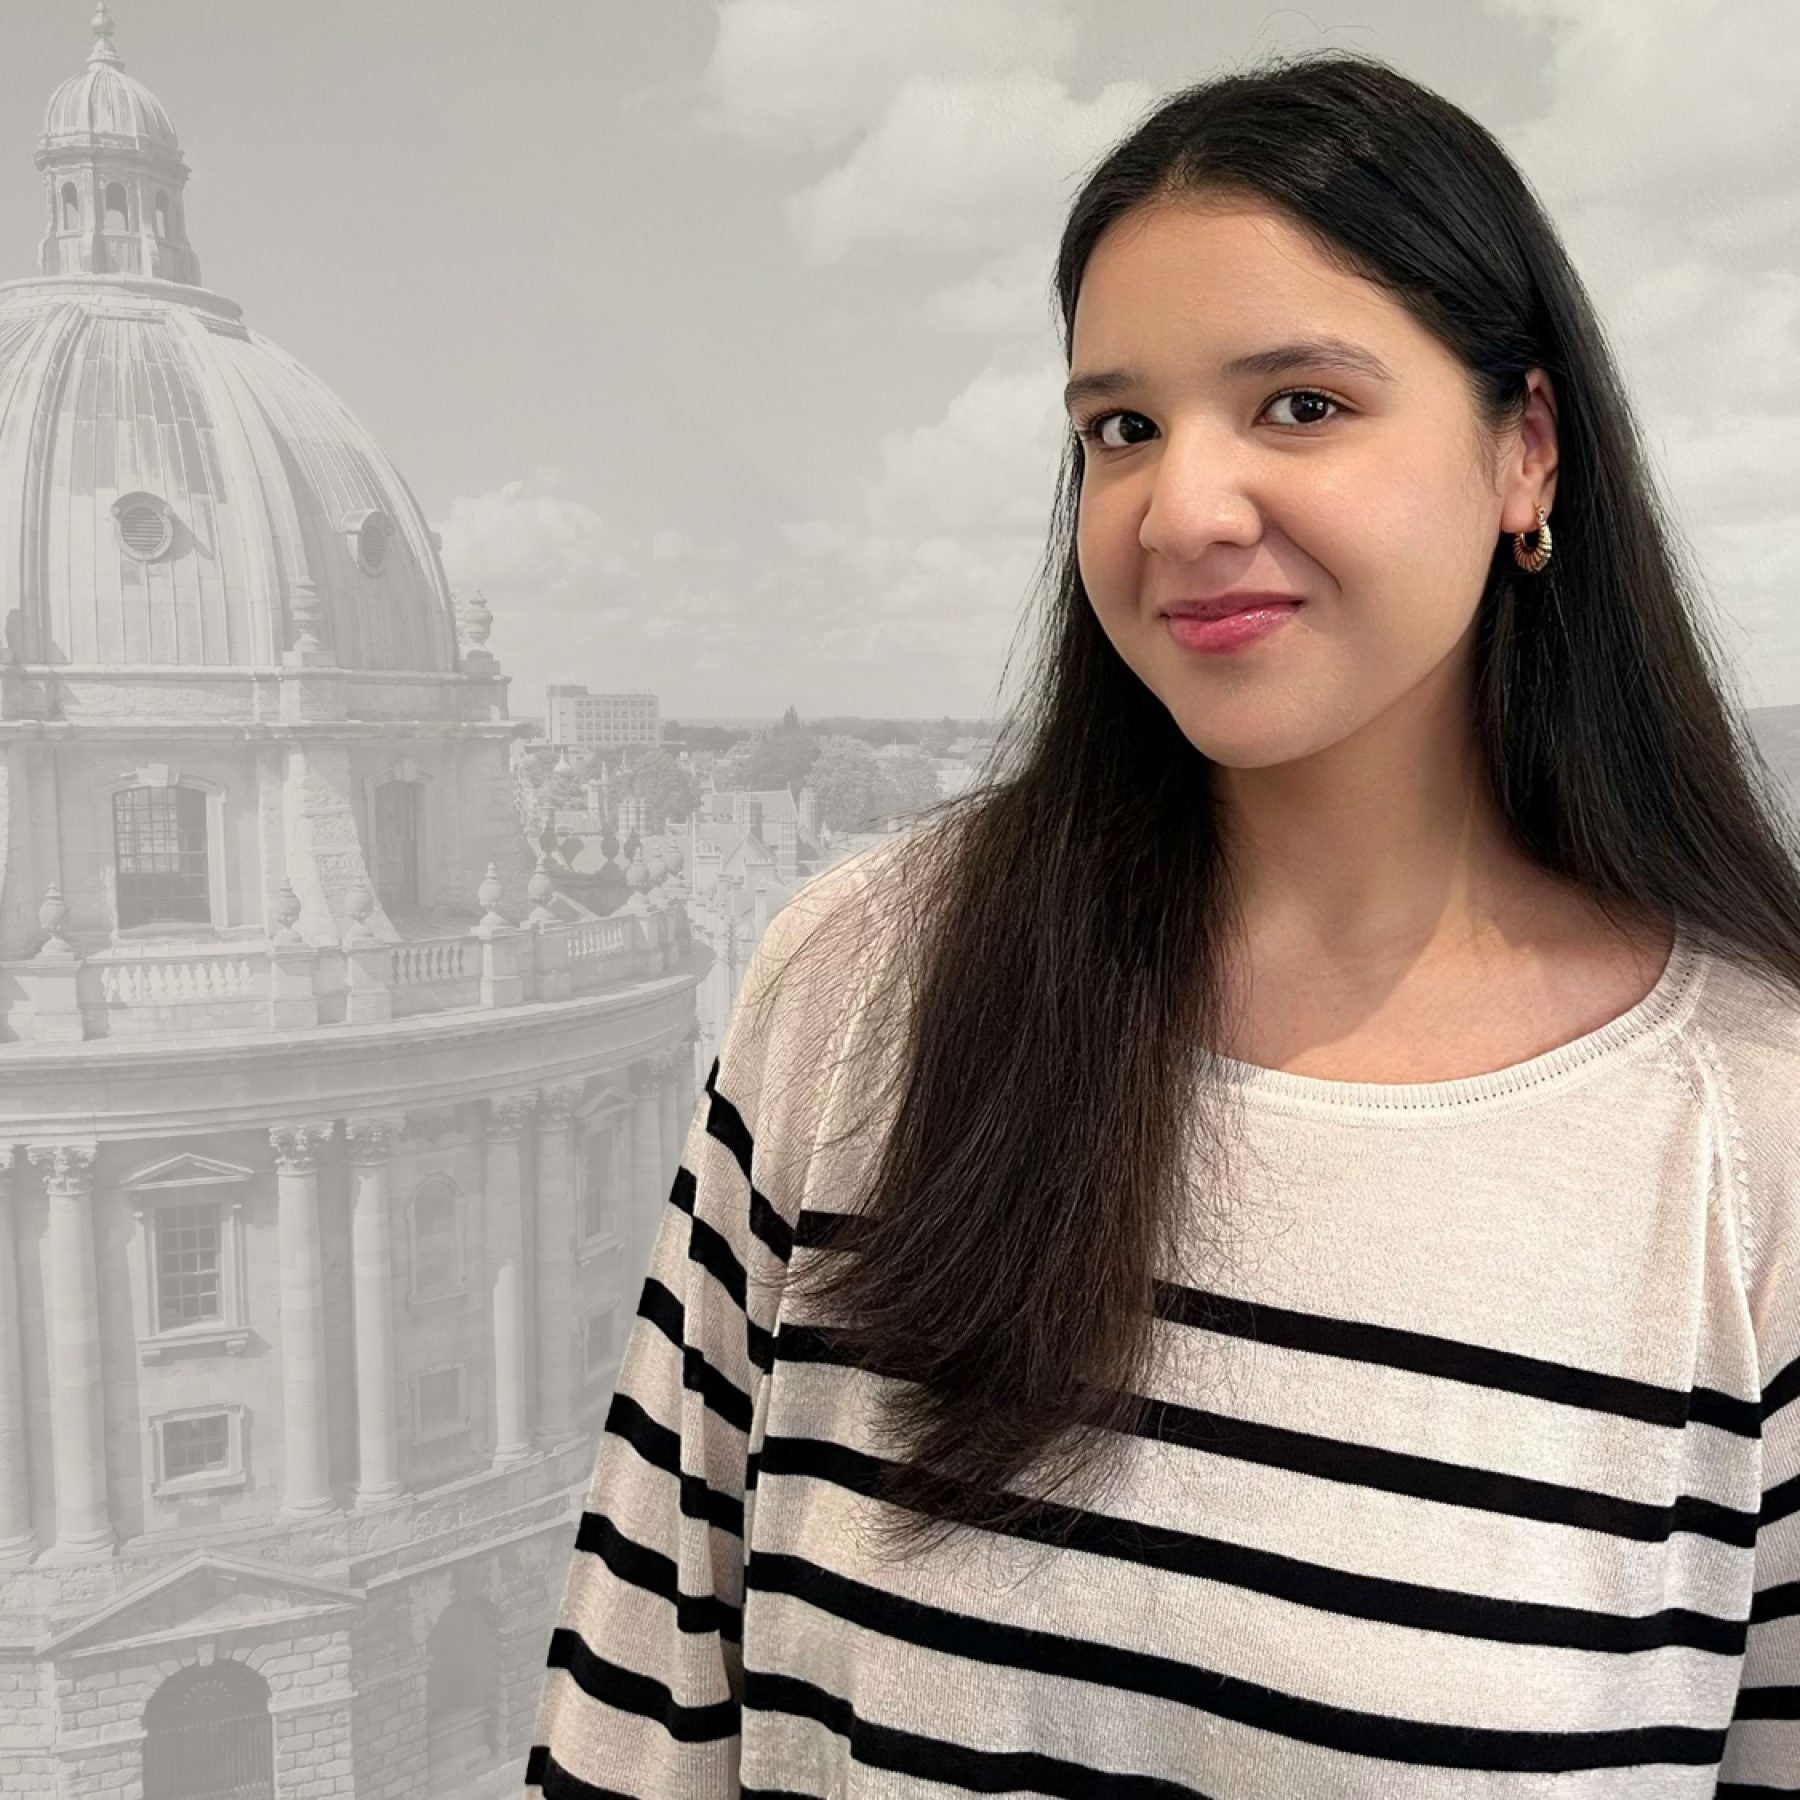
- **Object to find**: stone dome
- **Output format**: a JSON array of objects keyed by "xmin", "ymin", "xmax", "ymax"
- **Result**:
[
  {"xmin": 0, "ymin": 4, "xmax": 461, "ymax": 676},
  {"xmin": 42, "ymin": 23, "xmax": 179, "ymax": 153},
  {"xmin": 0, "ymin": 278, "xmax": 461, "ymax": 672}
]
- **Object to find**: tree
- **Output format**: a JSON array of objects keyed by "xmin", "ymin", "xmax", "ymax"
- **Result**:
[
  {"xmin": 740, "ymin": 723, "xmax": 819, "ymax": 793},
  {"xmin": 880, "ymin": 747, "xmax": 943, "ymax": 816},
  {"xmin": 808, "ymin": 736, "xmax": 898, "ymax": 834},
  {"xmin": 619, "ymin": 747, "xmax": 699, "ymax": 833}
]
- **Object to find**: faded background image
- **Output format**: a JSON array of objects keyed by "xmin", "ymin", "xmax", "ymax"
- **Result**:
[{"xmin": 0, "ymin": 2, "xmax": 1794, "ymax": 1796}]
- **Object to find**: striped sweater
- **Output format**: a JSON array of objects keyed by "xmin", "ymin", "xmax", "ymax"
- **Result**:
[{"xmin": 527, "ymin": 840, "xmax": 1800, "ymax": 1797}]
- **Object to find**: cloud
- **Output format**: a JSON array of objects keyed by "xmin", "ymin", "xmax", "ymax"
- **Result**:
[
  {"xmin": 435, "ymin": 474, "xmax": 629, "ymax": 605},
  {"xmin": 674, "ymin": 0, "xmax": 1083, "ymax": 155},
  {"xmin": 864, "ymin": 359, "xmax": 1067, "ymax": 540},
  {"xmin": 784, "ymin": 69, "xmax": 1154, "ymax": 269}
]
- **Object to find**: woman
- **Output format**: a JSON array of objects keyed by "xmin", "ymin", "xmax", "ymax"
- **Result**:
[{"xmin": 528, "ymin": 49, "xmax": 1800, "ymax": 1797}]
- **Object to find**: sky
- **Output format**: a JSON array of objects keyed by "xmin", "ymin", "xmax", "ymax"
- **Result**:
[{"xmin": 0, "ymin": 0, "xmax": 1794, "ymax": 724}]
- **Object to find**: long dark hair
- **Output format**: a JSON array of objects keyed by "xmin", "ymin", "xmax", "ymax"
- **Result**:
[{"xmin": 750, "ymin": 48, "xmax": 1800, "ymax": 1563}]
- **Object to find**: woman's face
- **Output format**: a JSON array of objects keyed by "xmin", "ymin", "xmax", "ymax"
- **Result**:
[{"xmin": 1068, "ymin": 193, "xmax": 1557, "ymax": 774}]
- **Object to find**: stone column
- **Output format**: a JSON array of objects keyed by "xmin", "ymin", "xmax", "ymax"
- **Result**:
[
  {"xmin": 271, "ymin": 1123, "xmax": 337, "ymax": 1518},
  {"xmin": 630, "ymin": 1065, "xmax": 665, "ymax": 1282},
  {"xmin": 486, "ymin": 1094, "xmax": 537, "ymax": 1468},
  {"xmin": 346, "ymin": 1116, "xmax": 405, "ymax": 1509},
  {"xmin": 0, "ymin": 1150, "xmax": 36, "ymax": 1563},
  {"xmin": 28, "ymin": 1143, "xmax": 111, "ymax": 1560},
  {"xmin": 533, "ymin": 1086, "xmax": 582, "ymax": 1447}
]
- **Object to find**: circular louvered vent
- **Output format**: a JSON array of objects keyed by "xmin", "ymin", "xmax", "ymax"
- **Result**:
[
  {"xmin": 111, "ymin": 492, "xmax": 174, "ymax": 561},
  {"xmin": 343, "ymin": 508, "xmax": 392, "ymax": 575}
]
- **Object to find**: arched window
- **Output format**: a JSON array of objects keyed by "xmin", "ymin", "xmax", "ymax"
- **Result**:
[
  {"xmin": 60, "ymin": 182, "xmax": 79, "ymax": 231},
  {"xmin": 114, "ymin": 784, "xmax": 210, "ymax": 929},
  {"xmin": 372, "ymin": 779, "xmax": 421, "ymax": 910},
  {"xmin": 103, "ymin": 181, "xmax": 128, "ymax": 232},
  {"xmin": 141, "ymin": 1660, "xmax": 272, "ymax": 1800},
  {"xmin": 426, "ymin": 1598, "xmax": 499, "ymax": 1782},
  {"xmin": 154, "ymin": 191, "xmax": 170, "ymax": 238}
]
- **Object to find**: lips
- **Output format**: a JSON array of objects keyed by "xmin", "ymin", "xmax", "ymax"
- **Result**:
[{"xmin": 1162, "ymin": 592, "xmax": 1304, "ymax": 622}]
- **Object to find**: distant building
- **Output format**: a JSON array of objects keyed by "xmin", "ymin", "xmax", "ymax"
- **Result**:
[
  {"xmin": 544, "ymin": 686, "xmax": 658, "ymax": 755},
  {"xmin": 0, "ymin": 12, "xmax": 707, "ymax": 1799}
]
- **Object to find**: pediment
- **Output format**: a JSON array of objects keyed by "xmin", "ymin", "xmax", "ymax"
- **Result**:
[
  {"xmin": 43, "ymin": 1551, "xmax": 360, "ymax": 1657},
  {"xmin": 119, "ymin": 1152, "xmax": 255, "ymax": 1191}
]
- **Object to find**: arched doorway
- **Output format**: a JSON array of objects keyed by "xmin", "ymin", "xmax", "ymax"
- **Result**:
[
  {"xmin": 142, "ymin": 1658, "xmax": 273, "ymax": 1800},
  {"xmin": 425, "ymin": 1597, "xmax": 499, "ymax": 1783}
]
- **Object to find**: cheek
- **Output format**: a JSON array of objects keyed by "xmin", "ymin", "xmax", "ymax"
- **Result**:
[{"xmin": 1075, "ymin": 488, "xmax": 1135, "ymax": 611}]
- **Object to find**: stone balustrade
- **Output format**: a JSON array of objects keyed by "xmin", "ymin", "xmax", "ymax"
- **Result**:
[{"xmin": 0, "ymin": 899, "xmax": 692, "ymax": 1045}]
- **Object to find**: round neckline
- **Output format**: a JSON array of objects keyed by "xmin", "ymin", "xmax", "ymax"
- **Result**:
[{"xmin": 1208, "ymin": 919, "xmax": 1704, "ymax": 1114}]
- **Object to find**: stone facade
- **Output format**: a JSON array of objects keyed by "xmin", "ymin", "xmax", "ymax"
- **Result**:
[{"xmin": 0, "ymin": 12, "xmax": 717, "ymax": 1797}]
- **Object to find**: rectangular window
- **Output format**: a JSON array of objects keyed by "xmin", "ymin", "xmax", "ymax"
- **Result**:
[
  {"xmin": 581, "ymin": 1123, "xmax": 617, "ymax": 1242},
  {"xmin": 113, "ymin": 784, "xmax": 209, "ymax": 928},
  {"xmin": 415, "ymin": 1365, "xmax": 465, "ymax": 1440},
  {"xmin": 153, "ymin": 1202, "xmax": 222, "ymax": 1329},
  {"xmin": 148, "ymin": 1403, "xmax": 246, "ymax": 1497},
  {"xmin": 161, "ymin": 1412, "xmax": 229, "ymax": 1480}
]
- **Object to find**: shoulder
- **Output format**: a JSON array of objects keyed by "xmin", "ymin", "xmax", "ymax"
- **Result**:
[
  {"xmin": 1675, "ymin": 941, "xmax": 1800, "ymax": 1291},
  {"xmin": 716, "ymin": 835, "xmax": 919, "ymax": 1106}
]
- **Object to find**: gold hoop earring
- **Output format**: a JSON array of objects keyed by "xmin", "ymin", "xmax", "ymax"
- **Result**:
[{"xmin": 1512, "ymin": 504, "xmax": 1552, "ymax": 573}]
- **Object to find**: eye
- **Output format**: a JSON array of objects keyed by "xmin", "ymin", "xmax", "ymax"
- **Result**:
[{"xmin": 1074, "ymin": 386, "xmax": 1348, "ymax": 451}]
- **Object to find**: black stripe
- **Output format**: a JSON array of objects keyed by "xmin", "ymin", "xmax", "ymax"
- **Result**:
[
  {"xmin": 1715, "ymin": 1785, "xmax": 1800, "ymax": 1798},
  {"xmin": 795, "ymin": 1208, "xmax": 1770, "ymax": 1438},
  {"xmin": 1750, "ymin": 1576, "xmax": 1800, "ymax": 1625},
  {"xmin": 636, "ymin": 1270, "xmax": 757, "ymax": 1437},
  {"xmin": 1156, "ymin": 1283, "xmax": 1763, "ymax": 1437},
  {"xmin": 755, "ymin": 1432, "xmax": 1750, "ymax": 1655},
  {"xmin": 742, "ymin": 1638, "xmax": 1720, "ymax": 1781},
  {"xmin": 1763, "ymin": 1343, "xmax": 1800, "ymax": 1425},
  {"xmin": 1763, "ymin": 1465, "xmax": 1800, "ymax": 1531},
  {"xmin": 545, "ymin": 1623, "xmax": 739, "ymax": 1744},
  {"xmin": 591, "ymin": 1388, "xmax": 744, "ymax": 1538},
  {"xmin": 704, "ymin": 1055, "xmax": 794, "ymax": 1269},
  {"xmin": 744, "ymin": 1663, "xmax": 1215, "ymax": 1798},
  {"xmin": 524, "ymin": 1742, "xmax": 636, "ymax": 1800},
  {"xmin": 570, "ymin": 1507, "xmax": 741, "ymax": 1647},
  {"xmin": 776, "ymin": 1318, "xmax": 1761, "ymax": 1550},
  {"xmin": 1734, "ymin": 1683, "xmax": 1800, "ymax": 1722}
]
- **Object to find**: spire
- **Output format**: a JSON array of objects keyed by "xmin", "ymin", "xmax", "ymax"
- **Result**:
[
  {"xmin": 34, "ymin": 2, "xmax": 202, "ymax": 285},
  {"xmin": 88, "ymin": 2, "xmax": 123, "ymax": 69}
]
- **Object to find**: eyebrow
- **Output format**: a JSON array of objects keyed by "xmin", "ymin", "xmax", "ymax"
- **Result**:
[{"xmin": 1062, "ymin": 335, "xmax": 1396, "ymax": 416}]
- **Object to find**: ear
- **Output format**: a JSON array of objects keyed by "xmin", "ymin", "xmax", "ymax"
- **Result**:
[{"xmin": 1500, "ymin": 367, "xmax": 1558, "ymax": 534}]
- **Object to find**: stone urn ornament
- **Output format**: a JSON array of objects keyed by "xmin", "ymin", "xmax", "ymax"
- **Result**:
[
  {"xmin": 477, "ymin": 862, "xmax": 509, "ymax": 929},
  {"xmin": 271, "ymin": 877, "xmax": 303, "ymax": 944}
]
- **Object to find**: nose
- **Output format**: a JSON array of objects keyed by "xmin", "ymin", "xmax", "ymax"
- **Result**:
[{"xmin": 1134, "ymin": 429, "xmax": 1266, "ymax": 566}]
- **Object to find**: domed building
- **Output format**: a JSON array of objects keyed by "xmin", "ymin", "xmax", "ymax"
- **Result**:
[{"xmin": 0, "ymin": 10, "xmax": 708, "ymax": 1797}]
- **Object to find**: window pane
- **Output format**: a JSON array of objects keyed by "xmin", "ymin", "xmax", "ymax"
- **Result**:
[
  {"xmin": 163, "ymin": 1413, "xmax": 229, "ymax": 1480},
  {"xmin": 114, "ymin": 786, "xmax": 210, "ymax": 928},
  {"xmin": 418, "ymin": 1367, "xmax": 461, "ymax": 1432},
  {"xmin": 154, "ymin": 1202, "xmax": 222, "ymax": 1327},
  {"xmin": 581, "ymin": 1127, "xmax": 612, "ymax": 1239}
]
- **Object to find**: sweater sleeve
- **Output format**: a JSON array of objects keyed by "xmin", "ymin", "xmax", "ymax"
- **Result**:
[
  {"xmin": 1717, "ymin": 1109, "xmax": 1800, "ymax": 1794},
  {"xmin": 524, "ymin": 852, "xmax": 883, "ymax": 1798}
]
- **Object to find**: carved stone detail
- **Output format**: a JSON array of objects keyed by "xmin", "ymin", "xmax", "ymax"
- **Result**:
[
  {"xmin": 344, "ymin": 1116, "xmax": 404, "ymax": 1164},
  {"xmin": 269, "ymin": 1123, "xmax": 334, "ymax": 1174},
  {"xmin": 487, "ymin": 1094, "xmax": 538, "ymax": 1140},
  {"xmin": 537, "ymin": 1084, "xmax": 582, "ymax": 1129},
  {"xmin": 27, "ymin": 1143, "xmax": 98, "ymax": 1194}
]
